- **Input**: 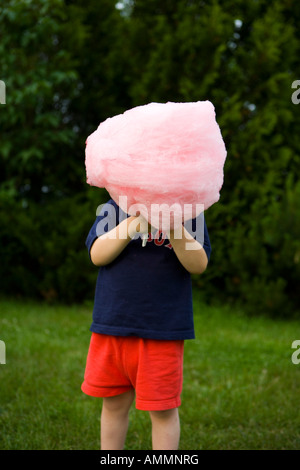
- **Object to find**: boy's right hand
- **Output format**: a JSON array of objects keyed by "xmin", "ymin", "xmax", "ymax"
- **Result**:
[{"xmin": 91, "ymin": 214, "xmax": 150, "ymax": 266}]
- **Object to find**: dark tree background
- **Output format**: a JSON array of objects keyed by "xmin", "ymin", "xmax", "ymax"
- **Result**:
[{"xmin": 0, "ymin": 0, "xmax": 299, "ymax": 317}]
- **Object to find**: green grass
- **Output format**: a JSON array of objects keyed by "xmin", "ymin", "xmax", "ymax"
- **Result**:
[{"xmin": 0, "ymin": 295, "xmax": 300, "ymax": 450}]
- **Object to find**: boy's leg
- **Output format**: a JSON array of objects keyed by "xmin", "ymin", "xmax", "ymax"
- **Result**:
[
  {"xmin": 149, "ymin": 408, "xmax": 180, "ymax": 450},
  {"xmin": 100, "ymin": 389, "xmax": 135, "ymax": 450}
]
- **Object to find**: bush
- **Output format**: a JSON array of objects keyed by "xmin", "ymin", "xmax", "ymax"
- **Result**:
[
  {"xmin": 199, "ymin": 176, "xmax": 300, "ymax": 318},
  {"xmin": 1, "ymin": 0, "xmax": 300, "ymax": 318},
  {"xmin": 0, "ymin": 189, "xmax": 107, "ymax": 303}
]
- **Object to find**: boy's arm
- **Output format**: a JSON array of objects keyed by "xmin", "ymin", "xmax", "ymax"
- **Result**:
[
  {"xmin": 168, "ymin": 226, "xmax": 208, "ymax": 275},
  {"xmin": 90, "ymin": 215, "xmax": 147, "ymax": 266}
]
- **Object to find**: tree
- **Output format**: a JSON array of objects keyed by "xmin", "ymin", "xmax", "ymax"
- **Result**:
[
  {"xmin": 127, "ymin": 0, "xmax": 300, "ymax": 316},
  {"xmin": 1, "ymin": 0, "xmax": 299, "ymax": 316},
  {"xmin": 0, "ymin": 0, "xmax": 128, "ymax": 301}
]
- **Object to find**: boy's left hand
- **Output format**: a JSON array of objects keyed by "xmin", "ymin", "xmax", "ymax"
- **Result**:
[
  {"xmin": 136, "ymin": 215, "xmax": 151, "ymax": 234},
  {"xmin": 128, "ymin": 214, "xmax": 151, "ymax": 238}
]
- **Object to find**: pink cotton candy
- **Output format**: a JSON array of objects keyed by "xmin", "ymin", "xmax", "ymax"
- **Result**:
[{"xmin": 85, "ymin": 101, "xmax": 227, "ymax": 229}]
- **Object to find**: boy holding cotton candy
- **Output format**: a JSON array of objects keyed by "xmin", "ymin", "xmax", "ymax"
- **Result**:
[
  {"xmin": 82, "ymin": 100, "xmax": 226, "ymax": 449},
  {"xmin": 81, "ymin": 199, "xmax": 211, "ymax": 450}
]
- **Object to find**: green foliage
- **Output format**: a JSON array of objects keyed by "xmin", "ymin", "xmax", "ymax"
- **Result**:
[
  {"xmin": 0, "ymin": 190, "xmax": 106, "ymax": 302},
  {"xmin": 0, "ymin": 0, "xmax": 127, "ymax": 302},
  {"xmin": 0, "ymin": 0, "xmax": 299, "ymax": 316},
  {"xmin": 0, "ymin": 0, "xmax": 81, "ymax": 198}
]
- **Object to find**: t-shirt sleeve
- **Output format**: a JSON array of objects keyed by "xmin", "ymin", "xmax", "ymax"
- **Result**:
[
  {"xmin": 85, "ymin": 199, "xmax": 119, "ymax": 260},
  {"xmin": 184, "ymin": 212, "xmax": 212, "ymax": 262}
]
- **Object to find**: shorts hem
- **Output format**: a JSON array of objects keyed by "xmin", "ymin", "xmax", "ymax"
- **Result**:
[
  {"xmin": 81, "ymin": 382, "xmax": 133, "ymax": 398},
  {"xmin": 135, "ymin": 396, "xmax": 181, "ymax": 411}
]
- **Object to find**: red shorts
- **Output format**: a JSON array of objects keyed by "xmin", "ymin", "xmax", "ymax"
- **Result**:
[{"xmin": 81, "ymin": 333, "xmax": 184, "ymax": 411}]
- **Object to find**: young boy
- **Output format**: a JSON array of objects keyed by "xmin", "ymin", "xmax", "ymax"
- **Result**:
[{"xmin": 81, "ymin": 198, "xmax": 211, "ymax": 450}]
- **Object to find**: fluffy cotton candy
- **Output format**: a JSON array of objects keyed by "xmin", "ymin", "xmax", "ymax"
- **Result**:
[{"xmin": 85, "ymin": 101, "xmax": 227, "ymax": 229}]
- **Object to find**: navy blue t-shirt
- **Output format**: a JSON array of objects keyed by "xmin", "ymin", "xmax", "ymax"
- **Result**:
[{"xmin": 86, "ymin": 199, "xmax": 211, "ymax": 340}]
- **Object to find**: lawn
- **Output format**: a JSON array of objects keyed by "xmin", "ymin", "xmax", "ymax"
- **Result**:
[{"xmin": 0, "ymin": 295, "xmax": 299, "ymax": 450}]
